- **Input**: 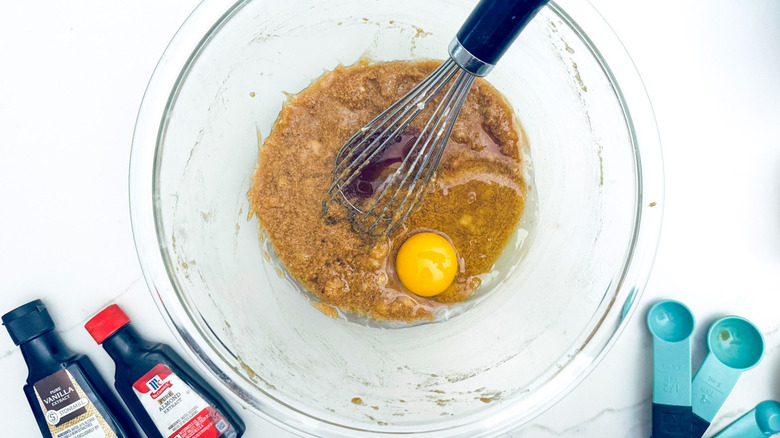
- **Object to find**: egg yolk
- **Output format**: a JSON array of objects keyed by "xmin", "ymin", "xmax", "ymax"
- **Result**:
[{"xmin": 395, "ymin": 232, "xmax": 457, "ymax": 297}]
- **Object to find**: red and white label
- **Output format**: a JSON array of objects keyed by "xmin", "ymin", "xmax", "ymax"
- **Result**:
[{"xmin": 132, "ymin": 364, "xmax": 231, "ymax": 438}]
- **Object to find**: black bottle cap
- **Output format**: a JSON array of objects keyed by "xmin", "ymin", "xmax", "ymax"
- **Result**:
[{"xmin": 2, "ymin": 299, "xmax": 55, "ymax": 345}]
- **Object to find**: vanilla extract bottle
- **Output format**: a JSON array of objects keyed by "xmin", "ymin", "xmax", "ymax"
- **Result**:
[
  {"xmin": 2, "ymin": 299, "xmax": 141, "ymax": 438},
  {"xmin": 85, "ymin": 304, "xmax": 245, "ymax": 438}
]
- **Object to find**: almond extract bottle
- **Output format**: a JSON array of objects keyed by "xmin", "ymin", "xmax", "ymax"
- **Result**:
[
  {"xmin": 2, "ymin": 299, "xmax": 141, "ymax": 438},
  {"xmin": 85, "ymin": 304, "xmax": 245, "ymax": 438}
]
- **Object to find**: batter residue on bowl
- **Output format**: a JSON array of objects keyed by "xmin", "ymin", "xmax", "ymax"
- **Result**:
[{"xmin": 249, "ymin": 60, "xmax": 527, "ymax": 322}]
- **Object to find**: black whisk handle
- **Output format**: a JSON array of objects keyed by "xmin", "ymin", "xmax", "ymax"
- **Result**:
[{"xmin": 452, "ymin": 0, "xmax": 548, "ymax": 75}]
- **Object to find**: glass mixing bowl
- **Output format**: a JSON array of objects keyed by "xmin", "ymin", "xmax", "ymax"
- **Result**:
[{"xmin": 129, "ymin": 0, "xmax": 663, "ymax": 436}]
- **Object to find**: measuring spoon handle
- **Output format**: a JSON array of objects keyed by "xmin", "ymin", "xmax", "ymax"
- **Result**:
[
  {"xmin": 713, "ymin": 400, "xmax": 780, "ymax": 438},
  {"xmin": 691, "ymin": 355, "xmax": 744, "ymax": 438},
  {"xmin": 653, "ymin": 404, "xmax": 693, "ymax": 438},
  {"xmin": 691, "ymin": 415, "xmax": 710, "ymax": 438}
]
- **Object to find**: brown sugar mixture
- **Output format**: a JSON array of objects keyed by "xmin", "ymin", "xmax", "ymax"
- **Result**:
[{"xmin": 249, "ymin": 60, "xmax": 526, "ymax": 322}]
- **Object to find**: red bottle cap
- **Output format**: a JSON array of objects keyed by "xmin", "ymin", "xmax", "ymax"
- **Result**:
[{"xmin": 85, "ymin": 304, "xmax": 131, "ymax": 344}]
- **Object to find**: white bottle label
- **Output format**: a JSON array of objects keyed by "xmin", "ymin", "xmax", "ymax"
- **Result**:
[
  {"xmin": 132, "ymin": 364, "xmax": 233, "ymax": 438},
  {"xmin": 54, "ymin": 415, "xmax": 106, "ymax": 438}
]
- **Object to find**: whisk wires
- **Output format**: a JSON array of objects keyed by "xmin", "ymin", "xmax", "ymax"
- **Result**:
[{"xmin": 323, "ymin": 59, "xmax": 476, "ymax": 236}]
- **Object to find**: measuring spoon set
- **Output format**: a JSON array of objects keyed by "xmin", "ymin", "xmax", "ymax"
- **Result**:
[{"xmin": 647, "ymin": 300, "xmax": 771, "ymax": 438}]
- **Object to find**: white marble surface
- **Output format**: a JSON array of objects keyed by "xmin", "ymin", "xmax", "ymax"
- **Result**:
[{"xmin": 1, "ymin": 0, "xmax": 779, "ymax": 436}]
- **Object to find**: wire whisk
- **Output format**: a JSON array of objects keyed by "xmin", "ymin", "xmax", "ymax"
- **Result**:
[{"xmin": 323, "ymin": 0, "xmax": 548, "ymax": 236}]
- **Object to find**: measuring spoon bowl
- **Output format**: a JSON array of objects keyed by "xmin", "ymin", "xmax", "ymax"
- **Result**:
[
  {"xmin": 648, "ymin": 300, "xmax": 695, "ymax": 342},
  {"xmin": 755, "ymin": 400, "xmax": 780, "ymax": 434},
  {"xmin": 708, "ymin": 316, "xmax": 764, "ymax": 370}
]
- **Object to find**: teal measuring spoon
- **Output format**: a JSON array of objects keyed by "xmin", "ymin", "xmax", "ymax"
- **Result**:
[
  {"xmin": 691, "ymin": 316, "xmax": 765, "ymax": 438},
  {"xmin": 647, "ymin": 300, "xmax": 695, "ymax": 438},
  {"xmin": 713, "ymin": 400, "xmax": 780, "ymax": 437}
]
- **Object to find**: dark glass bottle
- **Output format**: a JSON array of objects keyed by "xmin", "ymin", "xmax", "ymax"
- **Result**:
[
  {"xmin": 85, "ymin": 304, "xmax": 245, "ymax": 438},
  {"xmin": 2, "ymin": 299, "xmax": 141, "ymax": 438}
]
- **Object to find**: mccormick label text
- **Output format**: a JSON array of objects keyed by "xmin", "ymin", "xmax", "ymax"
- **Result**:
[
  {"xmin": 132, "ymin": 364, "xmax": 234, "ymax": 438},
  {"xmin": 146, "ymin": 374, "xmax": 174, "ymax": 400}
]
